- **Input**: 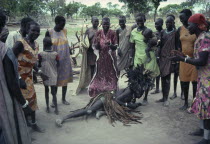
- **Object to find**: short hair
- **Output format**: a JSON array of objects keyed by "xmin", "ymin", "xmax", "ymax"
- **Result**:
[
  {"xmin": 26, "ymin": 21, "xmax": 39, "ymax": 32},
  {"xmin": 102, "ymin": 17, "xmax": 110, "ymax": 23},
  {"xmin": 167, "ymin": 14, "xmax": 175, "ymax": 20},
  {"xmin": 43, "ymin": 37, "xmax": 52, "ymax": 48},
  {"xmin": 119, "ymin": 15, "xmax": 126, "ymax": 20},
  {"xmin": 180, "ymin": 9, "xmax": 192, "ymax": 18},
  {"xmin": 55, "ymin": 16, "xmax": 66, "ymax": 24},
  {"xmin": 142, "ymin": 28, "xmax": 153, "ymax": 37},
  {"xmin": 91, "ymin": 16, "xmax": 98, "ymax": 22},
  {"xmin": 156, "ymin": 18, "xmax": 163, "ymax": 25},
  {"xmin": 0, "ymin": 11, "xmax": 6, "ymax": 27},
  {"xmin": 20, "ymin": 17, "xmax": 34, "ymax": 28},
  {"xmin": 135, "ymin": 13, "xmax": 146, "ymax": 21}
]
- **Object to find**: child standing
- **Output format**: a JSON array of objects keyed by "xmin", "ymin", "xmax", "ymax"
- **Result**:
[
  {"xmin": 142, "ymin": 28, "xmax": 158, "ymax": 63},
  {"xmin": 38, "ymin": 37, "xmax": 59, "ymax": 114}
]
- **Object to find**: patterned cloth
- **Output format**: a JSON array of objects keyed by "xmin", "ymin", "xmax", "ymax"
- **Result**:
[
  {"xmin": 88, "ymin": 29, "xmax": 118, "ymax": 97},
  {"xmin": 189, "ymin": 32, "xmax": 210, "ymax": 120},
  {"xmin": 49, "ymin": 28, "xmax": 73, "ymax": 86},
  {"xmin": 130, "ymin": 28, "xmax": 160, "ymax": 78},
  {"xmin": 159, "ymin": 30, "xmax": 176, "ymax": 77},
  {"xmin": 117, "ymin": 26, "xmax": 132, "ymax": 71},
  {"xmin": 18, "ymin": 39, "xmax": 39, "ymax": 111},
  {"xmin": 0, "ymin": 41, "xmax": 31, "ymax": 144},
  {"xmin": 179, "ymin": 26, "xmax": 198, "ymax": 82},
  {"xmin": 38, "ymin": 50, "xmax": 59, "ymax": 86}
]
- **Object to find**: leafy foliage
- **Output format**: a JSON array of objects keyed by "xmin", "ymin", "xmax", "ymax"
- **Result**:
[{"xmin": 119, "ymin": 0, "xmax": 152, "ymax": 14}]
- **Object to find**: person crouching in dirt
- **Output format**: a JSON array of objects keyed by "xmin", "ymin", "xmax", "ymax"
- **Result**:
[
  {"xmin": 38, "ymin": 37, "xmax": 60, "ymax": 115},
  {"xmin": 55, "ymin": 65, "xmax": 154, "ymax": 127}
]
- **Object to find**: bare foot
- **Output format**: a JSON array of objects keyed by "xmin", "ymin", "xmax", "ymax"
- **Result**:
[
  {"xmin": 62, "ymin": 100, "xmax": 70, "ymax": 105},
  {"xmin": 55, "ymin": 119, "xmax": 63, "ymax": 127}
]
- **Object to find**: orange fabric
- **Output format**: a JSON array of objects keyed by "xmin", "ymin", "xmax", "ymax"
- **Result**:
[
  {"xmin": 18, "ymin": 39, "xmax": 39, "ymax": 111},
  {"xmin": 179, "ymin": 26, "xmax": 198, "ymax": 82}
]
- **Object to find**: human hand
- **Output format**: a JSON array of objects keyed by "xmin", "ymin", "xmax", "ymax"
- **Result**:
[
  {"xmin": 109, "ymin": 44, "xmax": 117, "ymax": 51},
  {"xmin": 118, "ymin": 49, "xmax": 122, "ymax": 57},
  {"xmin": 39, "ymin": 72, "xmax": 49, "ymax": 81},
  {"xmin": 146, "ymin": 57, "xmax": 151, "ymax": 63},
  {"xmin": 169, "ymin": 55, "xmax": 185, "ymax": 62},
  {"xmin": 19, "ymin": 78, "xmax": 27, "ymax": 89},
  {"xmin": 23, "ymin": 105, "xmax": 33, "ymax": 116}
]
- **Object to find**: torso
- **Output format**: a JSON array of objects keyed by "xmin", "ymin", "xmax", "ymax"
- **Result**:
[{"xmin": 180, "ymin": 26, "xmax": 197, "ymax": 57}]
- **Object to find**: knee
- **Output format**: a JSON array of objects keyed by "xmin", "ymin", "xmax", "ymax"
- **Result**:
[
  {"xmin": 45, "ymin": 87, "xmax": 49, "ymax": 93},
  {"xmin": 87, "ymin": 109, "xmax": 93, "ymax": 114}
]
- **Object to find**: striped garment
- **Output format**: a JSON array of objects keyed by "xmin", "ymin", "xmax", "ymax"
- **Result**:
[
  {"xmin": 39, "ymin": 50, "xmax": 58, "ymax": 86},
  {"xmin": 49, "ymin": 28, "xmax": 73, "ymax": 86}
]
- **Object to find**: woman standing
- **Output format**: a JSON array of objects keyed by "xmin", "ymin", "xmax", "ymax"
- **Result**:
[
  {"xmin": 46, "ymin": 16, "xmax": 73, "ymax": 105},
  {"xmin": 88, "ymin": 17, "xmax": 118, "ymax": 97},
  {"xmin": 130, "ymin": 13, "xmax": 160, "ymax": 105},
  {"xmin": 172, "ymin": 14, "xmax": 210, "ymax": 144},
  {"xmin": 176, "ymin": 9, "xmax": 198, "ymax": 110},
  {"xmin": 17, "ymin": 21, "xmax": 44, "ymax": 132},
  {"xmin": 76, "ymin": 16, "xmax": 99, "ymax": 95},
  {"xmin": 0, "ymin": 12, "xmax": 32, "ymax": 144}
]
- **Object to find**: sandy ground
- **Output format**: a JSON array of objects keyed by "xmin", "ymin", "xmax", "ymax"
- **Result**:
[
  {"xmin": 30, "ymin": 72, "xmax": 201, "ymax": 144},
  {"xmin": 7, "ymin": 25, "xmax": 201, "ymax": 144}
]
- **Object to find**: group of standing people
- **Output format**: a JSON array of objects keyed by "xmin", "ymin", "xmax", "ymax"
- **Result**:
[
  {"xmin": 0, "ymin": 11, "xmax": 74, "ymax": 143},
  {"xmin": 73, "ymin": 10, "xmax": 210, "ymax": 144},
  {"xmin": 0, "ymin": 7, "xmax": 210, "ymax": 144}
]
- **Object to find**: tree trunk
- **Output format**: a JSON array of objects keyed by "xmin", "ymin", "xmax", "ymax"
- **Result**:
[{"xmin": 154, "ymin": 7, "xmax": 158, "ymax": 22}]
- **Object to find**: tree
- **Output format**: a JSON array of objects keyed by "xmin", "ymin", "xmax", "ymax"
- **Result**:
[
  {"xmin": 1, "ymin": 0, "xmax": 19, "ymax": 20},
  {"xmin": 82, "ymin": 3, "xmax": 101, "ymax": 18},
  {"xmin": 100, "ymin": 8, "xmax": 109, "ymax": 18},
  {"xmin": 65, "ymin": 2, "xmax": 80, "ymax": 20},
  {"xmin": 18, "ymin": 0, "xmax": 46, "ymax": 17},
  {"xmin": 119, "ymin": 0, "xmax": 152, "ymax": 15},
  {"xmin": 151, "ymin": 0, "xmax": 167, "ymax": 22}
]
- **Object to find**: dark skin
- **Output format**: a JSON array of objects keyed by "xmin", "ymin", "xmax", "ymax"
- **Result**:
[
  {"xmin": 156, "ymin": 17, "xmax": 176, "ymax": 105},
  {"xmin": 3, "ymin": 41, "xmax": 33, "ymax": 116},
  {"xmin": 171, "ymin": 22, "xmax": 209, "ymax": 66},
  {"xmin": 170, "ymin": 13, "xmax": 196, "ymax": 110},
  {"xmin": 116, "ymin": 18, "xmax": 126, "ymax": 57},
  {"xmin": 151, "ymin": 19, "xmax": 163, "ymax": 94},
  {"xmin": 56, "ymin": 88, "xmax": 142, "ymax": 127},
  {"xmin": 143, "ymin": 30, "xmax": 154, "ymax": 63},
  {"xmin": 164, "ymin": 17, "xmax": 181, "ymax": 101},
  {"xmin": 165, "ymin": 17, "xmax": 175, "ymax": 32},
  {"xmin": 14, "ymin": 24, "xmax": 45, "ymax": 132},
  {"xmin": 95, "ymin": 20, "xmax": 117, "ymax": 51},
  {"xmin": 155, "ymin": 20, "xmax": 163, "ymax": 32},
  {"xmin": 38, "ymin": 38, "xmax": 60, "ymax": 114},
  {"xmin": 130, "ymin": 16, "xmax": 149, "ymax": 105},
  {"xmin": 45, "ymin": 19, "xmax": 71, "ymax": 105},
  {"xmin": 84, "ymin": 17, "xmax": 99, "ymax": 78}
]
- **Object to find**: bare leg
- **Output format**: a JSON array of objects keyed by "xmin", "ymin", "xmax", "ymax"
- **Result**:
[
  {"xmin": 62, "ymin": 86, "xmax": 70, "ymax": 105},
  {"xmin": 179, "ymin": 82, "xmax": 189, "ymax": 110},
  {"xmin": 56, "ymin": 99, "xmax": 103, "ymax": 127},
  {"xmin": 44, "ymin": 86, "xmax": 50, "ymax": 113},
  {"xmin": 31, "ymin": 111, "xmax": 45, "ymax": 133},
  {"xmin": 142, "ymin": 88, "xmax": 149, "ymax": 106},
  {"xmin": 90, "ymin": 65, "xmax": 95, "ymax": 78},
  {"xmin": 170, "ymin": 72, "xmax": 178, "ymax": 99},
  {"xmin": 192, "ymin": 81, "xmax": 197, "ymax": 99},
  {"xmin": 151, "ymin": 76, "xmax": 160, "ymax": 94},
  {"xmin": 51, "ymin": 86, "xmax": 58, "ymax": 114}
]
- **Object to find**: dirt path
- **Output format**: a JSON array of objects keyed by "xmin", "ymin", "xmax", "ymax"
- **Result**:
[{"xmin": 31, "ymin": 73, "xmax": 200, "ymax": 144}]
